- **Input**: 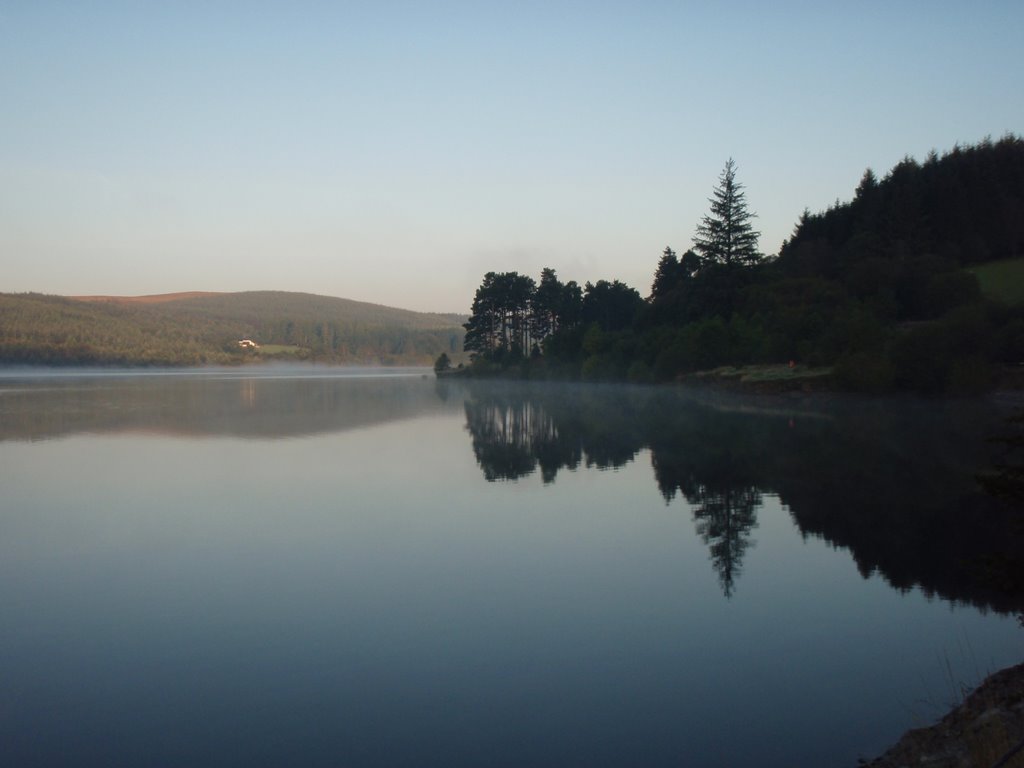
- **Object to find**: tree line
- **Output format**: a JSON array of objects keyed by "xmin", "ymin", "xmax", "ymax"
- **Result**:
[{"xmin": 459, "ymin": 136, "xmax": 1024, "ymax": 393}]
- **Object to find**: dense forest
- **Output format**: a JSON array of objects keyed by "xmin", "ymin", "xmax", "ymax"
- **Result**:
[
  {"xmin": 0, "ymin": 291, "xmax": 466, "ymax": 366},
  {"xmin": 459, "ymin": 136, "xmax": 1024, "ymax": 393}
]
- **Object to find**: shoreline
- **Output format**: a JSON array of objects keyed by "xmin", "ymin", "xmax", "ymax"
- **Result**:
[{"xmin": 863, "ymin": 660, "xmax": 1024, "ymax": 767}]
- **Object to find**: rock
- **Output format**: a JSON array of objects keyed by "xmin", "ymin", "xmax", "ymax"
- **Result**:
[{"xmin": 863, "ymin": 662, "xmax": 1024, "ymax": 767}]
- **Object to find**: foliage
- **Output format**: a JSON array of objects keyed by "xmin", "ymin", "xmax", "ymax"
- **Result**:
[
  {"xmin": 649, "ymin": 248, "xmax": 701, "ymax": 305},
  {"xmin": 532, "ymin": 267, "xmax": 565, "ymax": 339},
  {"xmin": 580, "ymin": 280, "xmax": 644, "ymax": 332},
  {"xmin": 888, "ymin": 306, "xmax": 996, "ymax": 394}
]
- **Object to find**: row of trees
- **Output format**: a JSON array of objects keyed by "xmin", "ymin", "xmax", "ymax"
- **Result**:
[
  {"xmin": 463, "ymin": 268, "xmax": 643, "ymax": 360},
  {"xmin": 463, "ymin": 269, "xmax": 577, "ymax": 358}
]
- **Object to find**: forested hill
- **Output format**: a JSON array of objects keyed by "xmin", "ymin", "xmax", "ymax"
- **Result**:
[
  {"xmin": 0, "ymin": 290, "xmax": 467, "ymax": 366},
  {"xmin": 779, "ymin": 135, "xmax": 1024, "ymax": 278},
  {"xmin": 459, "ymin": 135, "xmax": 1024, "ymax": 393}
]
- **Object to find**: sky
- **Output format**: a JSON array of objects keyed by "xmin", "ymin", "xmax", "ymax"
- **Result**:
[{"xmin": 1, "ymin": 2, "xmax": 1022, "ymax": 313}]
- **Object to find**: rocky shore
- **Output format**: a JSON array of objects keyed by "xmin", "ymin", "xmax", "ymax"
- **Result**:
[{"xmin": 863, "ymin": 661, "xmax": 1024, "ymax": 768}]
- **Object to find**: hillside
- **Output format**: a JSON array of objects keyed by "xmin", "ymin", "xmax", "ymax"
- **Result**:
[
  {"xmin": 779, "ymin": 135, "xmax": 1024, "ymax": 276},
  {"xmin": 0, "ymin": 291, "xmax": 466, "ymax": 367}
]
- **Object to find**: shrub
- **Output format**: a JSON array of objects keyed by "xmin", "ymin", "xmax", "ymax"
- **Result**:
[{"xmin": 626, "ymin": 360, "xmax": 654, "ymax": 384}]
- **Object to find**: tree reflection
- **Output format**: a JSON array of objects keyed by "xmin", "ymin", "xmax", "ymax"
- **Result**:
[
  {"xmin": 463, "ymin": 383, "xmax": 762, "ymax": 595},
  {"xmin": 459, "ymin": 381, "xmax": 1024, "ymax": 612},
  {"xmin": 464, "ymin": 396, "xmax": 577, "ymax": 482},
  {"xmin": 650, "ymin": 443, "xmax": 762, "ymax": 597},
  {"xmin": 463, "ymin": 385, "xmax": 642, "ymax": 483},
  {"xmin": 689, "ymin": 485, "xmax": 760, "ymax": 598}
]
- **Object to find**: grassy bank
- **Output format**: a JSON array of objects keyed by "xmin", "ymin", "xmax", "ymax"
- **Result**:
[{"xmin": 971, "ymin": 258, "xmax": 1024, "ymax": 306}]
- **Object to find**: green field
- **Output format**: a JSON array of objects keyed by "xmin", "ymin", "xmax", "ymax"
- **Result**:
[
  {"xmin": 970, "ymin": 258, "xmax": 1024, "ymax": 305},
  {"xmin": 256, "ymin": 344, "xmax": 305, "ymax": 356}
]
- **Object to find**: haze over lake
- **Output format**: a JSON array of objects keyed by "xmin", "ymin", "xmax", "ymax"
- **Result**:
[{"xmin": 1, "ymin": 368, "xmax": 1021, "ymax": 767}]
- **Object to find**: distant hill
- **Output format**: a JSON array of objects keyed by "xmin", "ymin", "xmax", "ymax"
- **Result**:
[{"xmin": 0, "ymin": 291, "xmax": 467, "ymax": 367}]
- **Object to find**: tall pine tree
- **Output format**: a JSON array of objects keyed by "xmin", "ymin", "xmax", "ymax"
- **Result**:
[{"xmin": 693, "ymin": 158, "xmax": 761, "ymax": 269}]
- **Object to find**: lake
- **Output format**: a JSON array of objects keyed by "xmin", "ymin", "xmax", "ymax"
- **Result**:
[{"xmin": 1, "ymin": 367, "xmax": 1022, "ymax": 767}]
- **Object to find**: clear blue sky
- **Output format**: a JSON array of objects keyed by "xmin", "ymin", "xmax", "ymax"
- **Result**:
[{"xmin": 2, "ymin": 1, "xmax": 1021, "ymax": 312}]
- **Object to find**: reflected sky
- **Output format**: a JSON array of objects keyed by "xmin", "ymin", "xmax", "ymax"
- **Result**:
[{"xmin": 0, "ymin": 366, "xmax": 453, "ymax": 441}]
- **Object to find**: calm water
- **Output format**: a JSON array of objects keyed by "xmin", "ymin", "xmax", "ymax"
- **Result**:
[{"xmin": 1, "ymin": 367, "xmax": 1022, "ymax": 767}]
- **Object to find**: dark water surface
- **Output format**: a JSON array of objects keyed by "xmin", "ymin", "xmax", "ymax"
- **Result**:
[{"xmin": 1, "ymin": 367, "xmax": 1022, "ymax": 767}]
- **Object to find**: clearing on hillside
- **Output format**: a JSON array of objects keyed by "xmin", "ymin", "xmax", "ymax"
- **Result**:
[
  {"xmin": 71, "ymin": 292, "xmax": 225, "ymax": 304},
  {"xmin": 970, "ymin": 258, "xmax": 1024, "ymax": 305}
]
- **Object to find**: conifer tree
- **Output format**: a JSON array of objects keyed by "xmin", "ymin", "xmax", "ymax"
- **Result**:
[
  {"xmin": 651, "ymin": 247, "xmax": 680, "ymax": 300},
  {"xmin": 693, "ymin": 158, "xmax": 761, "ymax": 269}
]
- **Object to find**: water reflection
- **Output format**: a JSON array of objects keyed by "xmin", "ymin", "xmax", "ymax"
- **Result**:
[
  {"xmin": 457, "ymin": 381, "xmax": 1024, "ymax": 610},
  {"xmin": 0, "ymin": 368, "xmax": 453, "ymax": 441},
  {"xmin": 462, "ymin": 384, "xmax": 644, "ymax": 482},
  {"xmin": 464, "ymin": 395, "xmax": 581, "ymax": 482},
  {"xmin": 690, "ymin": 485, "xmax": 760, "ymax": 598},
  {"xmin": 4, "ymin": 371, "xmax": 1022, "ymax": 766},
  {"xmin": 3, "ymin": 370, "xmax": 1021, "ymax": 611}
]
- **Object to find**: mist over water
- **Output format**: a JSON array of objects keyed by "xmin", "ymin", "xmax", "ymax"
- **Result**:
[{"xmin": 0, "ymin": 368, "xmax": 1021, "ymax": 767}]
